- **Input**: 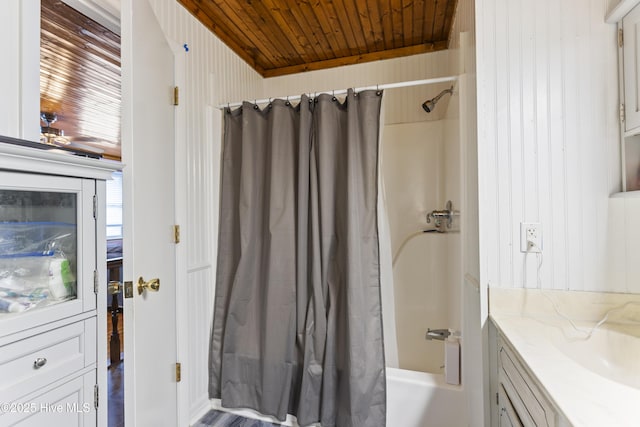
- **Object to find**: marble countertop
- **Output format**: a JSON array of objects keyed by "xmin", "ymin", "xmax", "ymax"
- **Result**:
[{"xmin": 490, "ymin": 288, "xmax": 640, "ymax": 427}]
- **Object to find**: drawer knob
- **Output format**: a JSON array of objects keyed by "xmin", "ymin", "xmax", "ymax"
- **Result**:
[{"xmin": 33, "ymin": 357, "xmax": 47, "ymax": 369}]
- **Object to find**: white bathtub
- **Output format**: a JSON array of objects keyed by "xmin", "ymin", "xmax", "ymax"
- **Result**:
[
  {"xmin": 210, "ymin": 367, "xmax": 466, "ymax": 427},
  {"xmin": 386, "ymin": 367, "xmax": 467, "ymax": 427}
]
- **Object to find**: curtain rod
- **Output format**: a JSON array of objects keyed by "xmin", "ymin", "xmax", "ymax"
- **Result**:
[{"xmin": 216, "ymin": 76, "xmax": 458, "ymax": 110}]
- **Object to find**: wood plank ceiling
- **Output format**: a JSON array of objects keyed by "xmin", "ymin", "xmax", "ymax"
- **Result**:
[
  {"xmin": 178, "ymin": 0, "xmax": 458, "ymax": 77},
  {"xmin": 40, "ymin": 0, "xmax": 121, "ymax": 159}
]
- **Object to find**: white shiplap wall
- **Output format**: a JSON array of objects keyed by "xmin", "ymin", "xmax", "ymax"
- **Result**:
[
  {"xmin": 147, "ymin": 1, "xmax": 263, "ymax": 422},
  {"xmin": 476, "ymin": 0, "xmax": 621, "ymax": 292},
  {"xmin": 263, "ymin": 50, "xmax": 452, "ymax": 97},
  {"xmin": 263, "ymin": 50, "xmax": 454, "ymax": 125}
]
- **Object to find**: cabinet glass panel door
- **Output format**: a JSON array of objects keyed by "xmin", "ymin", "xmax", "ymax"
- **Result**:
[{"xmin": 0, "ymin": 190, "xmax": 78, "ymax": 315}]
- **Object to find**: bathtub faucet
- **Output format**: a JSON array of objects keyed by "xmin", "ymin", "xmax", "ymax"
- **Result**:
[{"xmin": 425, "ymin": 328, "xmax": 451, "ymax": 341}]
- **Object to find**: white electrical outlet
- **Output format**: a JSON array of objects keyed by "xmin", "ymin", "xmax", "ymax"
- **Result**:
[{"xmin": 520, "ymin": 222, "xmax": 542, "ymax": 253}]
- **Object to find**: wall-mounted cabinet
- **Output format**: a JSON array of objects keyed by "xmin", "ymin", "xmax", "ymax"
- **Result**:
[
  {"xmin": 618, "ymin": 2, "xmax": 640, "ymax": 190},
  {"xmin": 623, "ymin": 5, "xmax": 640, "ymax": 134}
]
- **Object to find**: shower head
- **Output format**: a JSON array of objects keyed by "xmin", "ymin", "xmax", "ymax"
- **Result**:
[{"xmin": 421, "ymin": 86, "xmax": 454, "ymax": 113}]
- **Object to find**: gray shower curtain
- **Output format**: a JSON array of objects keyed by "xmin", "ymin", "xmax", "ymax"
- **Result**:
[{"xmin": 209, "ymin": 89, "xmax": 386, "ymax": 427}]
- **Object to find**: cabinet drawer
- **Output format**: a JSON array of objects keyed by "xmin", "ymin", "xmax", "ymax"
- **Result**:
[
  {"xmin": 0, "ymin": 320, "xmax": 94, "ymax": 403},
  {"xmin": 499, "ymin": 342, "xmax": 556, "ymax": 427}
]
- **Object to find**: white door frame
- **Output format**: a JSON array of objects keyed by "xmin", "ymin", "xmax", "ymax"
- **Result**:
[{"xmin": 173, "ymin": 44, "xmax": 189, "ymax": 427}]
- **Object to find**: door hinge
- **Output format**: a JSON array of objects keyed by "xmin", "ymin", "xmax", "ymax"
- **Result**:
[
  {"xmin": 92, "ymin": 194, "xmax": 98, "ymax": 220},
  {"xmin": 619, "ymin": 28, "xmax": 624, "ymax": 48},
  {"xmin": 94, "ymin": 384, "xmax": 99, "ymax": 409},
  {"xmin": 173, "ymin": 86, "xmax": 179, "ymax": 106},
  {"xmin": 93, "ymin": 270, "xmax": 99, "ymax": 294},
  {"xmin": 175, "ymin": 362, "xmax": 182, "ymax": 382},
  {"xmin": 620, "ymin": 103, "xmax": 626, "ymax": 123},
  {"xmin": 173, "ymin": 225, "xmax": 180, "ymax": 243}
]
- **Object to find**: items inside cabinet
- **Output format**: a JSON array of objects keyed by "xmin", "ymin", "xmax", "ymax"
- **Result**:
[{"xmin": 0, "ymin": 190, "xmax": 78, "ymax": 314}]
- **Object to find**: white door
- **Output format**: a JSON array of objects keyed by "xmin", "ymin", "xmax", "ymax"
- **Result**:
[{"xmin": 121, "ymin": 0, "xmax": 178, "ymax": 425}]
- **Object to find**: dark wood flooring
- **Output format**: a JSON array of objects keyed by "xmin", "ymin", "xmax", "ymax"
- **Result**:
[
  {"xmin": 108, "ymin": 363, "xmax": 279, "ymax": 427},
  {"xmin": 107, "ymin": 359, "xmax": 124, "ymax": 427},
  {"xmin": 107, "ymin": 309, "xmax": 124, "ymax": 427},
  {"xmin": 194, "ymin": 410, "xmax": 280, "ymax": 427}
]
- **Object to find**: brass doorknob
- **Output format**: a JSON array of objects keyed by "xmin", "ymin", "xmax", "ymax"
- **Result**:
[
  {"xmin": 108, "ymin": 281, "xmax": 122, "ymax": 295},
  {"xmin": 137, "ymin": 277, "xmax": 160, "ymax": 295}
]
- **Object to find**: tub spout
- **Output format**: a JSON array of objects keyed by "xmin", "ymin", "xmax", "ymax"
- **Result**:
[{"xmin": 425, "ymin": 328, "xmax": 451, "ymax": 341}]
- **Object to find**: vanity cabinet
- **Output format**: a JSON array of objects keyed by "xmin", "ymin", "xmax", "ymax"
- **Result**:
[
  {"xmin": 496, "ymin": 335, "xmax": 566, "ymax": 427},
  {"xmin": 0, "ymin": 141, "xmax": 120, "ymax": 426}
]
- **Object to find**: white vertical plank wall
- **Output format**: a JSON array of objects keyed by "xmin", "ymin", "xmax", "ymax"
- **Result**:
[
  {"xmin": 147, "ymin": 1, "xmax": 263, "ymax": 422},
  {"xmin": 263, "ymin": 50, "xmax": 452, "ymax": 126},
  {"xmin": 476, "ymin": 0, "xmax": 621, "ymax": 292}
]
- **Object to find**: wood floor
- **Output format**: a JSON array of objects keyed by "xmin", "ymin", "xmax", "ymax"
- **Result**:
[
  {"xmin": 194, "ymin": 410, "xmax": 280, "ymax": 427},
  {"xmin": 107, "ymin": 360, "xmax": 124, "ymax": 427},
  {"xmin": 107, "ymin": 313, "xmax": 124, "ymax": 427}
]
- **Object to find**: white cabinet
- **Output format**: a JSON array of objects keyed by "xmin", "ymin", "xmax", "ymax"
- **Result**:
[
  {"xmin": 622, "ymin": 3, "xmax": 640, "ymax": 133},
  {"xmin": 496, "ymin": 334, "xmax": 567, "ymax": 427},
  {"xmin": 0, "ymin": 141, "xmax": 120, "ymax": 427},
  {"xmin": 619, "ymin": 2, "xmax": 640, "ymax": 190},
  {"xmin": 498, "ymin": 384, "xmax": 523, "ymax": 427},
  {"xmin": 0, "ymin": 370, "xmax": 96, "ymax": 427}
]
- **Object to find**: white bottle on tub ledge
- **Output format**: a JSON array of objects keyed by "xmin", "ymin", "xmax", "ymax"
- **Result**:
[{"xmin": 445, "ymin": 330, "xmax": 461, "ymax": 385}]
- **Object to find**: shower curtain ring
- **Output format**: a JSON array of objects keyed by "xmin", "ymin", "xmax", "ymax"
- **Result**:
[
  {"xmin": 285, "ymin": 96, "xmax": 290, "ymax": 106},
  {"xmin": 332, "ymin": 90, "xmax": 336, "ymax": 102},
  {"xmin": 253, "ymin": 99, "xmax": 259, "ymax": 110},
  {"xmin": 376, "ymin": 84, "xmax": 381, "ymax": 96}
]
